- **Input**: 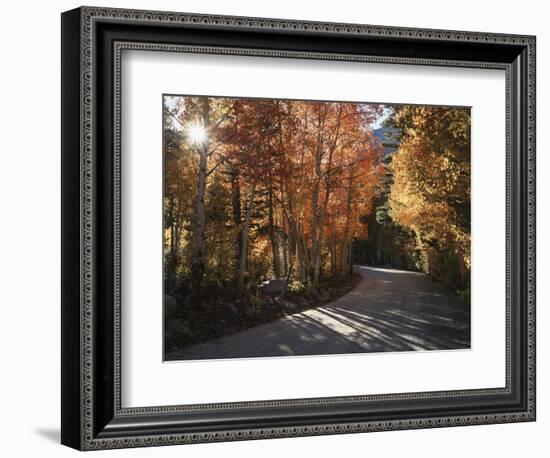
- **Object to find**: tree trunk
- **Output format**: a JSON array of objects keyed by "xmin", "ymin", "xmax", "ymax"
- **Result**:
[
  {"xmin": 282, "ymin": 209, "xmax": 290, "ymax": 277},
  {"xmin": 190, "ymin": 97, "xmax": 210, "ymax": 292},
  {"xmin": 331, "ymin": 235, "xmax": 338, "ymax": 277},
  {"xmin": 294, "ymin": 227, "xmax": 305, "ymax": 281},
  {"xmin": 284, "ymin": 182, "xmax": 305, "ymax": 281},
  {"xmin": 341, "ymin": 174, "xmax": 354, "ymax": 279},
  {"xmin": 308, "ymin": 110, "xmax": 325, "ymax": 283},
  {"xmin": 238, "ymin": 184, "xmax": 256, "ymax": 296},
  {"xmin": 268, "ymin": 181, "xmax": 281, "ymax": 278},
  {"xmin": 165, "ymin": 196, "xmax": 177, "ymax": 291},
  {"xmin": 311, "ymin": 105, "xmax": 342, "ymax": 285},
  {"xmin": 347, "ymin": 236, "xmax": 354, "ymax": 276},
  {"xmin": 309, "ymin": 179, "xmax": 320, "ymax": 282},
  {"xmin": 230, "ymin": 167, "xmax": 242, "ymax": 278},
  {"xmin": 170, "ymin": 216, "xmax": 182, "ymax": 290},
  {"xmin": 313, "ymin": 180, "xmax": 332, "ymax": 284}
]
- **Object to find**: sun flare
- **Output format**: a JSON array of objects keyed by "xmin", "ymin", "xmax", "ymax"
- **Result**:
[{"xmin": 187, "ymin": 123, "xmax": 208, "ymax": 145}]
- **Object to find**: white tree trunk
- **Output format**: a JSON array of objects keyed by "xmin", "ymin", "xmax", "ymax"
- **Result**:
[{"xmin": 190, "ymin": 97, "xmax": 210, "ymax": 291}]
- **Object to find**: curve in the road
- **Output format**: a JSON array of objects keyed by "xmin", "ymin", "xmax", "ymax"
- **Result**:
[{"xmin": 166, "ymin": 265, "xmax": 470, "ymax": 361}]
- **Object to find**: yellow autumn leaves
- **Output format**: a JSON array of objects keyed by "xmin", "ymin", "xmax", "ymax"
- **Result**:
[{"xmin": 389, "ymin": 106, "xmax": 471, "ymax": 291}]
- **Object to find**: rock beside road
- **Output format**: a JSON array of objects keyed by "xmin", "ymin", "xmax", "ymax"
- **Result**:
[{"xmin": 259, "ymin": 279, "xmax": 287, "ymax": 295}]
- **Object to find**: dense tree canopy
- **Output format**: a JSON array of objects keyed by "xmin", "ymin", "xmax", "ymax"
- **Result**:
[
  {"xmin": 163, "ymin": 96, "xmax": 384, "ymax": 311},
  {"xmin": 387, "ymin": 105, "xmax": 471, "ymax": 294}
]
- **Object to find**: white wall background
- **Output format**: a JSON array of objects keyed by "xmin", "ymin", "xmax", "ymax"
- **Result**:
[{"xmin": 0, "ymin": 0, "xmax": 545, "ymax": 456}]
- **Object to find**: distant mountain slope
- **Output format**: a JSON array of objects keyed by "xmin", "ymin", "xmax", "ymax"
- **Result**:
[{"xmin": 372, "ymin": 127, "xmax": 401, "ymax": 158}]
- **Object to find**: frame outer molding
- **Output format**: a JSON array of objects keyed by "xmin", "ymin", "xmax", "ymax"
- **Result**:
[{"xmin": 61, "ymin": 5, "xmax": 536, "ymax": 450}]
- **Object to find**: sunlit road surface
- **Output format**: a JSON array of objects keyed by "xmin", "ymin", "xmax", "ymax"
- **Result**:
[{"xmin": 166, "ymin": 265, "xmax": 470, "ymax": 361}]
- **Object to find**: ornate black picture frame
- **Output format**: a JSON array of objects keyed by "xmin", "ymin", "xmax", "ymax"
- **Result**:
[{"xmin": 61, "ymin": 6, "xmax": 536, "ymax": 450}]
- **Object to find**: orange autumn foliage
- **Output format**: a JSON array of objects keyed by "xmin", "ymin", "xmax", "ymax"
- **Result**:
[{"xmin": 163, "ymin": 96, "xmax": 384, "ymax": 290}]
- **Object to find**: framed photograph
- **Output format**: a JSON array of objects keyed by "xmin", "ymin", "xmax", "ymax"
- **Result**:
[{"xmin": 61, "ymin": 6, "xmax": 536, "ymax": 450}]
